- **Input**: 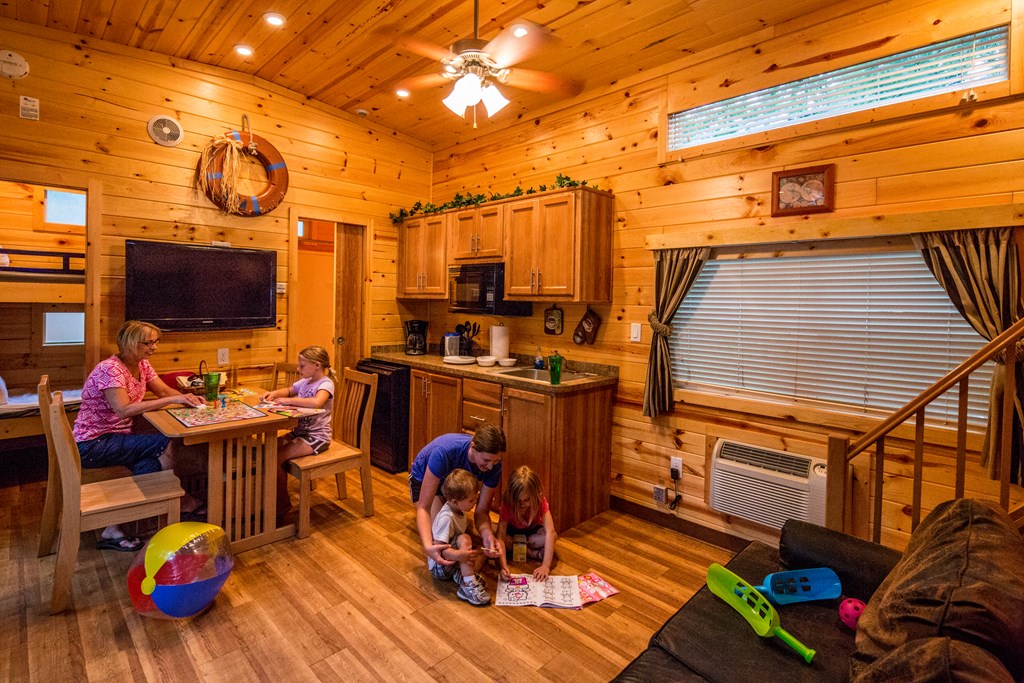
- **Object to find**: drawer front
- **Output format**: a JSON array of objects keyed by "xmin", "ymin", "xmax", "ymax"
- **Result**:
[
  {"xmin": 462, "ymin": 401, "xmax": 502, "ymax": 432},
  {"xmin": 462, "ymin": 378, "xmax": 502, "ymax": 406}
]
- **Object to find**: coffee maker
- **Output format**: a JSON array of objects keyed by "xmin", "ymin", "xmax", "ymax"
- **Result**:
[{"xmin": 404, "ymin": 320, "xmax": 428, "ymax": 355}]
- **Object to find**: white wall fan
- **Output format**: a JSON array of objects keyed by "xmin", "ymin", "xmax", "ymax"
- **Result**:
[
  {"xmin": 146, "ymin": 115, "xmax": 184, "ymax": 146},
  {"xmin": 390, "ymin": 0, "xmax": 580, "ymax": 119}
]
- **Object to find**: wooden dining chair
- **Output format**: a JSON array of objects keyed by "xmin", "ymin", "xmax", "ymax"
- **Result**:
[
  {"xmin": 229, "ymin": 362, "xmax": 276, "ymax": 390},
  {"xmin": 284, "ymin": 368, "xmax": 378, "ymax": 538},
  {"xmin": 46, "ymin": 391, "xmax": 185, "ymax": 613},
  {"xmin": 271, "ymin": 361, "xmax": 302, "ymax": 391}
]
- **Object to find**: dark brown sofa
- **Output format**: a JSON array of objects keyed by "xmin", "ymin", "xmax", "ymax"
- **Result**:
[{"xmin": 615, "ymin": 499, "xmax": 1024, "ymax": 682}]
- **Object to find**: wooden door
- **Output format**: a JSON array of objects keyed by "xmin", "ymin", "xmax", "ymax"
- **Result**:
[
  {"xmin": 450, "ymin": 209, "xmax": 478, "ymax": 260},
  {"xmin": 334, "ymin": 222, "xmax": 364, "ymax": 373},
  {"xmin": 535, "ymin": 194, "xmax": 576, "ymax": 298},
  {"xmin": 501, "ymin": 387, "xmax": 552, "ymax": 515},
  {"xmin": 397, "ymin": 217, "xmax": 425, "ymax": 296},
  {"xmin": 419, "ymin": 214, "xmax": 448, "ymax": 296},
  {"xmin": 503, "ymin": 199, "xmax": 538, "ymax": 297},
  {"xmin": 427, "ymin": 372, "xmax": 462, "ymax": 442},
  {"xmin": 409, "ymin": 369, "xmax": 431, "ymax": 465},
  {"xmin": 474, "ymin": 204, "xmax": 503, "ymax": 259}
]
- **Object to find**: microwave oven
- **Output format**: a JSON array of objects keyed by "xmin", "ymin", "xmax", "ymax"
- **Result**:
[{"xmin": 448, "ymin": 263, "xmax": 533, "ymax": 316}]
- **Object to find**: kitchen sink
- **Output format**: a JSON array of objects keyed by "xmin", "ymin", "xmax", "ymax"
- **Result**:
[{"xmin": 493, "ymin": 367, "xmax": 593, "ymax": 383}]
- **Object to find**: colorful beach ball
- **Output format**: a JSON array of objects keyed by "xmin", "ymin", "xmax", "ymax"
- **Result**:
[{"xmin": 127, "ymin": 522, "xmax": 233, "ymax": 619}]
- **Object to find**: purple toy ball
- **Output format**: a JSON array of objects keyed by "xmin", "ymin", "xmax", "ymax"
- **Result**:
[{"xmin": 840, "ymin": 597, "xmax": 866, "ymax": 630}]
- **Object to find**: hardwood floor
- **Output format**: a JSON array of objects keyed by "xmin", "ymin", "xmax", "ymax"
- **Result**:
[{"xmin": 1, "ymin": 457, "xmax": 732, "ymax": 682}]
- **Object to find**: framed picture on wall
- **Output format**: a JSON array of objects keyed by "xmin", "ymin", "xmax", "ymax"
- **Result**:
[{"xmin": 771, "ymin": 164, "xmax": 836, "ymax": 217}]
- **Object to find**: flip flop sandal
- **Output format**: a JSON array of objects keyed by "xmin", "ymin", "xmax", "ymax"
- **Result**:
[{"xmin": 96, "ymin": 536, "xmax": 143, "ymax": 552}]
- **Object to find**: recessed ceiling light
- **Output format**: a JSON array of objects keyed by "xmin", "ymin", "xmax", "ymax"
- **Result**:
[
  {"xmin": 263, "ymin": 12, "xmax": 286, "ymax": 27},
  {"xmin": 396, "ymin": 89, "xmax": 410, "ymax": 98},
  {"xmin": 512, "ymin": 25, "xmax": 529, "ymax": 38},
  {"xmin": 234, "ymin": 44, "xmax": 254, "ymax": 57}
]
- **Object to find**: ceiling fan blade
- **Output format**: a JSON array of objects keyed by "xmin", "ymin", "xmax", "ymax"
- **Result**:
[
  {"xmin": 373, "ymin": 25, "xmax": 455, "ymax": 62},
  {"xmin": 484, "ymin": 20, "xmax": 556, "ymax": 68},
  {"xmin": 503, "ymin": 68, "xmax": 582, "ymax": 96},
  {"xmin": 395, "ymin": 72, "xmax": 453, "ymax": 92}
]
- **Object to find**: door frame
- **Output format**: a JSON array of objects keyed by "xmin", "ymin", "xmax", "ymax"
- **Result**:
[
  {"xmin": 0, "ymin": 168, "xmax": 101, "ymax": 370},
  {"xmin": 287, "ymin": 207, "xmax": 371, "ymax": 369}
]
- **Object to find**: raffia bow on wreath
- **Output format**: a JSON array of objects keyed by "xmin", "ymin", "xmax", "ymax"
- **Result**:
[
  {"xmin": 195, "ymin": 132, "xmax": 254, "ymax": 215},
  {"xmin": 648, "ymin": 310, "xmax": 672, "ymax": 338}
]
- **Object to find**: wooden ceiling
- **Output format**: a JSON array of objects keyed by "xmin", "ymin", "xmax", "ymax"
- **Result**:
[{"xmin": 3, "ymin": 0, "xmax": 830, "ymax": 147}]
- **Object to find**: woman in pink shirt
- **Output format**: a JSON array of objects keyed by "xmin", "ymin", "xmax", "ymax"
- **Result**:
[{"xmin": 74, "ymin": 320, "xmax": 204, "ymax": 550}]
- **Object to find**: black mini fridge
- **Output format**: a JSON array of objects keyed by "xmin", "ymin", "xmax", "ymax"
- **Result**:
[{"xmin": 355, "ymin": 358, "xmax": 410, "ymax": 473}]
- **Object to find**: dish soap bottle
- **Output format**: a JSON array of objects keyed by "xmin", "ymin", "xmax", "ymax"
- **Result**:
[{"xmin": 534, "ymin": 347, "xmax": 545, "ymax": 369}]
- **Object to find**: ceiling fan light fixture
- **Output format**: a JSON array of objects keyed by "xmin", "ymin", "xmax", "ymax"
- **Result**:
[
  {"xmin": 443, "ymin": 73, "xmax": 483, "ymax": 116},
  {"xmin": 481, "ymin": 84, "xmax": 509, "ymax": 116}
]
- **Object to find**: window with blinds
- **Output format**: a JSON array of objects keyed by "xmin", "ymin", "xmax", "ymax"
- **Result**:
[
  {"xmin": 667, "ymin": 26, "xmax": 1009, "ymax": 151},
  {"xmin": 668, "ymin": 251, "xmax": 993, "ymax": 425}
]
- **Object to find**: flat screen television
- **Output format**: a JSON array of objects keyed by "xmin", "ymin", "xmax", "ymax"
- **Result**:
[{"xmin": 124, "ymin": 240, "xmax": 277, "ymax": 332}]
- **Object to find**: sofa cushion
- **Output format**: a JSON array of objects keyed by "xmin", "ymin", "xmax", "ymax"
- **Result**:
[
  {"xmin": 851, "ymin": 637, "xmax": 1013, "ymax": 683},
  {"xmin": 648, "ymin": 540, "xmax": 855, "ymax": 682},
  {"xmin": 850, "ymin": 498, "xmax": 1024, "ymax": 681},
  {"xmin": 780, "ymin": 519, "xmax": 902, "ymax": 603}
]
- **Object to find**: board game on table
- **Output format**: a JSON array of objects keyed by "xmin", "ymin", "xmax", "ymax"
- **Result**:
[{"xmin": 167, "ymin": 401, "xmax": 267, "ymax": 428}]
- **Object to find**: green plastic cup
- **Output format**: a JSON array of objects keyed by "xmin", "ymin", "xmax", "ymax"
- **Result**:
[
  {"xmin": 203, "ymin": 372, "xmax": 221, "ymax": 401},
  {"xmin": 548, "ymin": 353, "xmax": 563, "ymax": 385}
]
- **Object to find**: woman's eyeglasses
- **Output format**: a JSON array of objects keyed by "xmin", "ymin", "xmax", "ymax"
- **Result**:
[{"xmin": 139, "ymin": 339, "xmax": 160, "ymax": 348}]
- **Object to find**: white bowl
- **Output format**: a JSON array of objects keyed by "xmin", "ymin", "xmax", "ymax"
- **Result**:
[
  {"xmin": 497, "ymin": 358, "xmax": 517, "ymax": 367},
  {"xmin": 476, "ymin": 356, "xmax": 497, "ymax": 366}
]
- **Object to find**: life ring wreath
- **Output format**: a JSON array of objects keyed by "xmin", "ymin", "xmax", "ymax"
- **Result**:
[{"xmin": 196, "ymin": 130, "xmax": 289, "ymax": 216}]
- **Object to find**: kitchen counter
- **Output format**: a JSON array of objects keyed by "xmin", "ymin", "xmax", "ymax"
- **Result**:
[{"xmin": 370, "ymin": 350, "xmax": 618, "ymax": 395}]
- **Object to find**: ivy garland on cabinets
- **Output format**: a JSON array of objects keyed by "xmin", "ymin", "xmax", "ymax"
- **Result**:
[{"xmin": 389, "ymin": 174, "xmax": 596, "ymax": 224}]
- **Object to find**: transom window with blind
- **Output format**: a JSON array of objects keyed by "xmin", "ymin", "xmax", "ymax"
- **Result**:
[
  {"xmin": 668, "ymin": 251, "xmax": 993, "ymax": 425},
  {"xmin": 667, "ymin": 26, "xmax": 1008, "ymax": 151}
]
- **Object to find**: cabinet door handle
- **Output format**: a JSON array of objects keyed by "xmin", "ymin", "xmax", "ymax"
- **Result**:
[
  {"xmin": 537, "ymin": 269, "xmax": 542, "ymax": 291},
  {"xmin": 469, "ymin": 414, "xmax": 486, "ymax": 422},
  {"xmin": 530, "ymin": 268, "xmax": 535, "ymax": 289}
]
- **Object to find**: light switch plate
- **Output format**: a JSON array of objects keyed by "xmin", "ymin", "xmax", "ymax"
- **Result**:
[
  {"xmin": 217, "ymin": 347, "xmax": 229, "ymax": 365},
  {"xmin": 630, "ymin": 322, "xmax": 642, "ymax": 342},
  {"xmin": 276, "ymin": 282, "xmax": 287, "ymax": 295}
]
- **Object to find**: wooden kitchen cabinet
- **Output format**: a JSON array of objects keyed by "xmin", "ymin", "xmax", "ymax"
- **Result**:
[
  {"xmin": 504, "ymin": 187, "xmax": 614, "ymax": 302},
  {"xmin": 462, "ymin": 378, "xmax": 503, "ymax": 432},
  {"xmin": 408, "ymin": 369, "xmax": 462, "ymax": 465},
  {"xmin": 501, "ymin": 382, "xmax": 614, "ymax": 533},
  {"xmin": 450, "ymin": 204, "xmax": 503, "ymax": 261},
  {"xmin": 397, "ymin": 214, "xmax": 447, "ymax": 298}
]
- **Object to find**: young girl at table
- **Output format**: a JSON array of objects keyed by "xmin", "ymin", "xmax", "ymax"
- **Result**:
[
  {"xmin": 259, "ymin": 345, "xmax": 337, "ymax": 516},
  {"xmin": 497, "ymin": 465, "xmax": 557, "ymax": 581}
]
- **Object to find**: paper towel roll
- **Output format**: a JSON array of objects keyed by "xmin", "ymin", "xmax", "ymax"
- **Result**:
[{"xmin": 490, "ymin": 324, "xmax": 510, "ymax": 359}]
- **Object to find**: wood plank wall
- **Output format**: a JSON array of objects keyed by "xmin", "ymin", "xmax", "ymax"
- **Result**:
[
  {"xmin": 0, "ymin": 18, "xmax": 430, "ymax": 388},
  {"xmin": 428, "ymin": 0, "xmax": 1024, "ymax": 549}
]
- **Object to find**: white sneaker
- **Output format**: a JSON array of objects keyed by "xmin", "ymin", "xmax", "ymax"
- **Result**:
[{"xmin": 456, "ymin": 574, "xmax": 490, "ymax": 606}]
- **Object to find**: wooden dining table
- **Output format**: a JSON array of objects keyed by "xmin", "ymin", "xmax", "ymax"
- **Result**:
[{"xmin": 144, "ymin": 388, "xmax": 298, "ymax": 552}]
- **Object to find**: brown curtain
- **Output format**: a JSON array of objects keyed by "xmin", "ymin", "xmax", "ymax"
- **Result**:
[
  {"xmin": 643, "ymin": 247, "xmax": 710, "ymax": 418},
  {"xmin": 913, "ymin": 227, "xmax": 1023, "ymax": 483}
]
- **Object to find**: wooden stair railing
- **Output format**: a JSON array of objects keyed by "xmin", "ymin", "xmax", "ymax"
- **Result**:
[{"xmin": 826, "ymin": 315, "xmax": 1024, "ymax": 541}]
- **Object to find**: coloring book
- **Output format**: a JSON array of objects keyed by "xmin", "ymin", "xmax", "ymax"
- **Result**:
[
  {"xmin": 253, "ymin": 402, "xmax": 325, "ymax": 418},
  {"xmin": 495, "ymin": 572, "xmax": 618, "ymax": 609}
]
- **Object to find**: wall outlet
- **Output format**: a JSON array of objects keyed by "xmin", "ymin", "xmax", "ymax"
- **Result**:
[
  {"xmin": 670, "ymin": 456, "xmax": 683, "ymax": 479},
  {"xmin": 217, "ymin": 347, "xmax": 229, "ymax": 365},
  {"xmin": 630, "ymin": 322, "xmax": 642, "ymax": 342},
  {"xmin": 653, "ymin": 485, "xmax": 667, "ymax": 504}
]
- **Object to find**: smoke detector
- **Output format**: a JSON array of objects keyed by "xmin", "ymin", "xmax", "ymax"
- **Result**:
[{"xmin": 146, "ymin": 115, "xmax": 184, "ymax": 146}]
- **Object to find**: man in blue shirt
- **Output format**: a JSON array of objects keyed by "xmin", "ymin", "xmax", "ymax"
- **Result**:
[{"xmin": 410, "ymin": 423, "xmax": 506, "ymax": 568}]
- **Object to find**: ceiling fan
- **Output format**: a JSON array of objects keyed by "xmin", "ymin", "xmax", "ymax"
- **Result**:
[{"xmin": 391, "ymin": 0, "xmax": 580, "ymax": 119}]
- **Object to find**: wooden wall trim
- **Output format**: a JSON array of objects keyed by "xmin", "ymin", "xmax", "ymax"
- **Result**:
[
  {"xmin": 645, "ymin": 203, "xmax": 1024, "ymax": 250},
  {"xmin": 85, "ymin": 179, "xmax": 102, "ymax": 370}
]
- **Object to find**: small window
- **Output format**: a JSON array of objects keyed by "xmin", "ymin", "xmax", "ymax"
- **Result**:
[
  {"xmin": 33, "ymin": 187, "xmax": 87, "ymax": 234},
  {"xmin": 43, "ymin": 311, "xmax": 85, "ymax": 346},
  {"xmin": 669, "ymin": 250, "xmax": 993, "ymax": 426},
  {"xmin": 297, "ymin": 219, "xmax": 306, "ymax": 238},
  {"xmin": 667, "ymin": 26, "xmax": 1008, "ymax": 151}
]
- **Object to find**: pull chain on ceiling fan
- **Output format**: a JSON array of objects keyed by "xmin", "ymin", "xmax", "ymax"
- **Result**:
[{"xmin": 392, "ymin": 0, "xmax": 580, "ymax": 121}]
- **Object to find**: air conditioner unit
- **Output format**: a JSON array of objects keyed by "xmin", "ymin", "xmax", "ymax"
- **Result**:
[{"xmin": 709, "ymin": 439, "xmax": 827, "ymax": 530}]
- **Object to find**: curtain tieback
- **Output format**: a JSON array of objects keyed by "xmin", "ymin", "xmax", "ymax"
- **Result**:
[
  {"xmin": 996, "ymin": 339, "xmax": 1024, "ymax": 364},
  {"xmin": 648, "ymin": 311, "xmax": 672, "ymax": 338}
]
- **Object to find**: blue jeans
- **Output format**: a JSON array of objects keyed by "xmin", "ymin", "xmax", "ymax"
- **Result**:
[{"xmin": 77, "ymin": 433, "xmax": 169, "ymax": 475}]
